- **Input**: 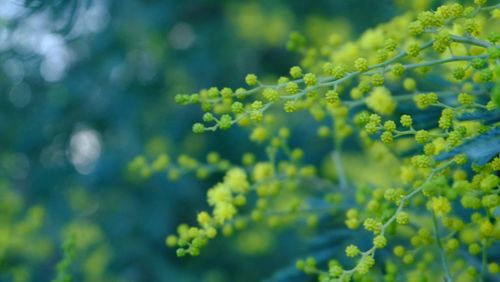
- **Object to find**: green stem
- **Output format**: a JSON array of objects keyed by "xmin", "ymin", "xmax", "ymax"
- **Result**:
[
  {"xmin": 332, "ymin": 150, "xmax": 348, "ymax": 190},
  {"xmin": 337, "ymin": 161, "xmax": 454, "ymax": 280},
  {"xmin": 432, "ymin": 212, "xmax": 454, "ymax": 282},
  {"xmin": 405, "ymin": 54, "xmax": 488, "ymax": 69},
  {"xmin": 331, "ymin": 117, "xmax": 348, "ymax": 190},
  {"xmin": 451, "ymin": 35, "xmax": 492, "ymax": 48}
]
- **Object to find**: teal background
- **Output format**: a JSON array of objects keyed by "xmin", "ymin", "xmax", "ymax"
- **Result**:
[{"xmin": 0, "ymin": 0, "xmax": 403, "ymax": 281}]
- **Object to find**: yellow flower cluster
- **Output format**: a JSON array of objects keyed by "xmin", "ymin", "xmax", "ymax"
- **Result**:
[
  {"xmin": 161, "ymin": 0, "xmax": 500, "ymax": 280},
  {"xmin": 167, "ymin": 168, "xmax": 250, "ymax": 256}
]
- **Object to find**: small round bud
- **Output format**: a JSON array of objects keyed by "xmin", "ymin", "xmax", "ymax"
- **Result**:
[
  {"xmin": 407, "ymin": 42, "xmax": 420, "ymax": 57},
  {"xmin": 430, "ymin": 196, "xmax": 452, "ymax": 216},
  {"xmin": 345, "ymin": 244, "xmax": 360, "ymax": 257},
  {"xmin": 408, "ymin": 21, "xmax": 424, "ymax": 36},
  {"xmin": 262, "ymin": 88, "xmax": 279, "ymax": 102},
  {"xmin": 284, "ymin": 100, "xmax": 297, "ymax": 112},
  {"xmin": 452, "ymin": 67, "xmax": 466, "ymax": 80},
  {"xmin": 176, "ymin": 248, "xmax": 187, "ymax": 257},
  {"xmin": 438, "ymin": 108, "xmax": 454, "ymax": 130},
  {"xmin": 391, "ymin": 63, "xmax": 405, "ymax": 76},
  {"xmin": 393, "ymin": 245, "xmax": 405, "ymax": 257},
  {"xmin": 331, "ymin": 65, "xmax": 346, "ymax": 79},
  {"xmin": 231, "ymin": 102, "xmax": 244, "ymax": 114},
  {"xmin": 384, "ymin": 38, "xmax": 398, "ymax": 51},
  {"xmin": 303, "ymin": 73, "xmax": 317, "ymax": 86},
  {"xmin": 373, "ymin": 235, "xmax": 387, "ymax": 248},
  {"xmin": 415, "ymin": 130, "xmax": 430, "ymax": 144},
  {"xmin": 245, "ymin": 74, "xmax": 258, "ymax": 86},
  {"xmin": 221, "ymin": 87, "xmax": 233, "ymax": 98},
  {"xmin": 400, "ymin": 115, "xmax": 413, "ymax": 127},
  {"xmin": 192, "ymin": 123, "xmax": 205, "ymax": 134},
  {"xmin": 325, "ymin": 90, "xmax": 340, "ymax": 104},
  {"xmin": 203, "ymin": 112, "xmax": 215, "ymax": 122},
  {"xmin": 218, "ymin": 114, "xmax": 232, "ymax": 130},
  {"xmin": 354, "ymin": 57, "xmax": 369, "ymax": 72},
  {"xmin": 285, "ymin": 82, "xmax": 300, "ymax": 94},
  {"xmin": 380, "ymin": 131, "xmax": 393, "ymax": 144},
  {"xmin": 396, "ymin": 212, "xmax": 410, "ymax": 225},
  {"xmin": 403, "ymin": 78, "xmax": 416, "ymax": 91},
  {"xmin": 289, "ymin": 66, "xmax": 303, "ymax": 78},
  {"xmin": 383, "ymin": 120, "xmax": 396, "ymax": 132},
  {"xmin": 371, "ymin": 73, "xmax": 385, "ymax": 86},
  {"xmin": 166, "ymin": 235, "xmax": 177, "ymax": 247}
]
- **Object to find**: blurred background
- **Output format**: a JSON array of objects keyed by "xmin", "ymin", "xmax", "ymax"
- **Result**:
[{"xmin": 0, "ymin": 0, "xmax": 414, "ymax": 281}]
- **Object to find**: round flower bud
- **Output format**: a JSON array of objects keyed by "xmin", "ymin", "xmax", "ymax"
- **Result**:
[
  {"xmin": 354, "ymin": 57, "xmax": 369, "ymax": 72},
  {"xmin": 218, "ymin": 114, "xmax": 232, "ymax": 130},
  {"xmin": 371, "ymin": 73, "xmax": 385, "ymax": 86},
  {"xmin": 317, "ymin": 126, "xmax": 330, "ymax": 138},
  {"xmin": 452, "ymin": 67, "xmax": 466, "ymax": 80},
  {"xmin": 263, "ymin": 88, "xmax": 279, "ymax": 102},
  {"xmin": 192, "ymin": 123, "xmax": 205, "ymax": 134},
  {"xmin": 400, "ymin": 115, "xmax": 413, "ymax": 127},
  {"xmin": 284, "ymin": 100, "xmax": 297, "ymax": 112},
  {"xmin": 396, "ymin": 212, "xmax": 410, "ymax": 225},
  {"xmin": 373, "ymin": 235, "xmax": 387, "ymax": 248},
  {"xmin": 221, "ymin": 87, "xmax": 233, "ymax": 98},
  {"xmin": 488, "ymin": 47, "xmax": 500, "ymax": 59},
  {"xmin": 480, "ymin": 220, "xmax": 494, "ymax": 237},
  {"xmin": 203, "ymin": 112, "xmax": 215, "ymax": 122},
  {"xmin": 231, "ymin": 102, "xmax": 244, "ymax": 114},
  {"xmin": 438, "ymin": 108, "xmax": 454, "ymax": 130},
  {"xmin": 380, "ymin": 131, "xmax": 393, "ymax": 144},
  {"xmin": 408, "ymin": 21, "xmax": 424, "ymax": 36},
  {"xmin": 446, "ymin": 238, "xmax": 460, "ymax": 251},
  {"xmin": 285, "ymin": 82, "xmax": 300, "ymax": 94},
  {"xmin": 403, "ymin": 254, "xmax": 414, "ymax": 264},
  {"xmin": 407, "ymin": 42, "xmax": 421, "ymax": 57},
  {"xmin": 176, "ymin": 248, "xmax": 187, "ymax": 257},
  {"xmin": 289, "ymin": 66, "xmax": 303, "ymax": 78},
  {"xmin": 384, "ymin": 38, "xmax": 397, "ymax": 51},
  {"xmin": 166, "ymin": 235, "xmax": 178, "ymax": 247},
  {"xmin": 304, "ymin": 73, "xmax": 317, "ymax": 86},
  {"xmin": 480, "ymin": 175, "xmax": 499, "ymax": 192},
  {"xmin": 458, "ymin": 93, "xmax": 474, "ymax": 106},
  {"xmin": 411, "ymin": 155, "xmax": 433, "ymax": 168},
  {"xmin": 468, "ymin": 243, "xmax": 481, "ymax": 255},
  {"xmin": 403, "ymin": 78, "xmax": 416, "ymax": 91},
  {"xmin": 363, "ymin": 218, "xmax": 382, "ymax": 234},
  {"xmin": 481, "ymin": 194, "xmax": 498, "ymax": 208},
  {"xmin": 424, "ymin": 143, "xmax": 436, "ymax": 155},
  {"xmin": 393, "ymin": 245, "xmax": 405, "ymax": 257},
  {"xmin": 325, "ymin": 90, "xmax": 340, "ymax": 104},
  {"xmin": 383, "ymin": 120, "xmax": 396, "ymax": 132},
  {"xmin": 245, "ymin": 74, "xmax": 258, "ymax": 86},
  {"xmin": 488, "ymin": 262, "xmax": 499, "ymax": 274},
  {"xmin": 391, "ymin": 63, "xmax": 405, "ymax": 76},
  {"xmin": 430, "ymin": 196, "xmax": 452, "ymax": 216},
  {"xmin": 479, "ymin": 69, "xmax": 493, "ymax": 82},
  {"xmin": 376, "ymin": 49, "xmax": 388, "ymax": 63},
  {"xmin": 345, "ymin": 244, "xmax": 360, "ymax": 257},
  {"xmin": 471, "ymin": 58, "xmax": 486, "ymax": 69},
  {"xmin": 366, "ymin": 87, "xmax": 396, "ymax": 115},
  {"xmin": 331, "ymin": 65, "xmax": 347, "ymax": 79},
  {"xmin": 415, "ymin": 130, "xmax": 430, "ymax": 144}
]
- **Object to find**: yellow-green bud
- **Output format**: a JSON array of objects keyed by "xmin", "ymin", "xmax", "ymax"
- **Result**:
[
  {"xmin": 290, "ymin": 66, "xmax": 303, "ymax": 78},
  {"xmin": 400, "ymin": 115, "xmax": 413, "ymax": 127},
  {"xmin": 245, "ymin": 74, "xmax": 258, "ymax": 86},
  {"xmin": 354, "ymin": 57, "xmax": 369, "ymax": 72}
]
